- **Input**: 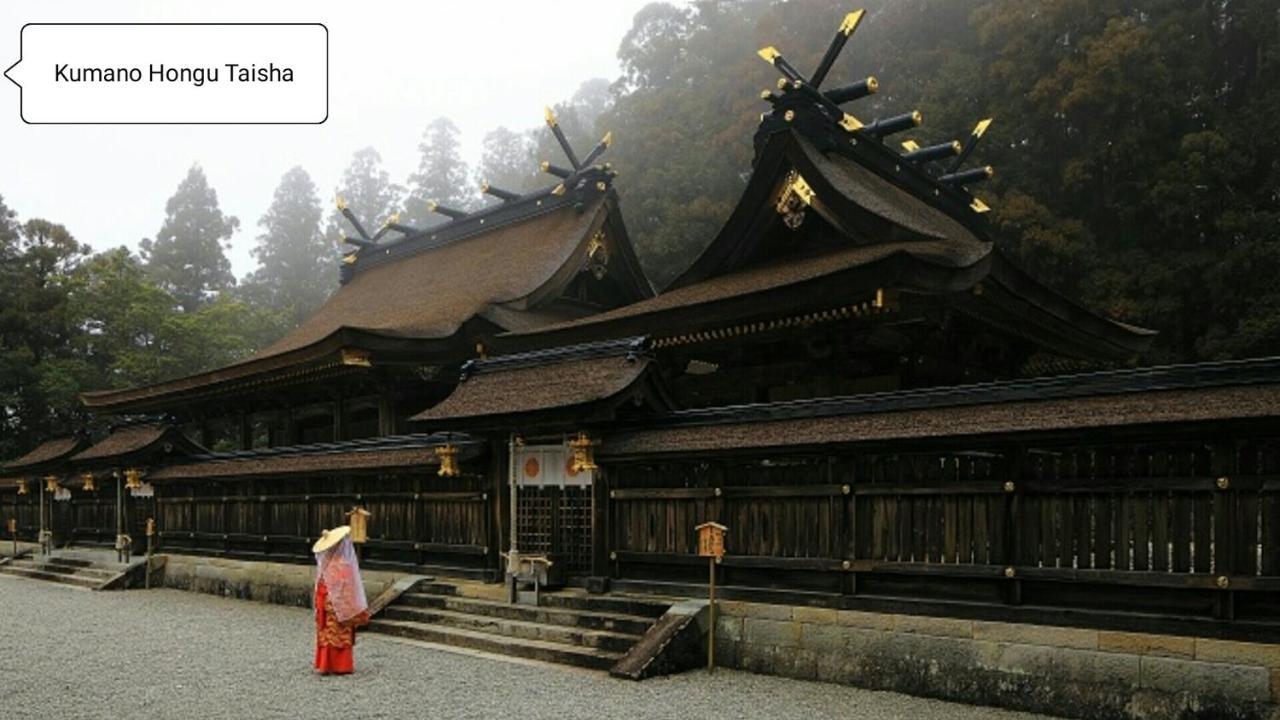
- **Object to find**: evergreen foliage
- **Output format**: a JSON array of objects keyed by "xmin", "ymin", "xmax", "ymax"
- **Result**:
[
  {"xmin": 403, "ymin": 118, "xmax": 473, "ymax": 227},
  {"xmin": 139, "ymin": 165, "xmax": 240, "ymax": 313},
  {"xmin": 4, "ymin": 0, "xmax": 1280, "ymax": 458},
  {"xmin": 242, "ymin": 167, "xmax": 332, "ymax": 325},
  {"xmin": 326, "ymin": 147, "xmax": 403, "ymax": 245}
]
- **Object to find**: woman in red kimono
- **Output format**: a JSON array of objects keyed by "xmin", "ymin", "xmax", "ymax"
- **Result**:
[{"xmin": 312, "ymin": 526, "xmax": 369, "ymax": 674}]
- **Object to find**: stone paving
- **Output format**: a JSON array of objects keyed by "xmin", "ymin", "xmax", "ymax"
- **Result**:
[{"xmin": 0, "ymin": 574, "xmax": 1059, "ymax": 720}]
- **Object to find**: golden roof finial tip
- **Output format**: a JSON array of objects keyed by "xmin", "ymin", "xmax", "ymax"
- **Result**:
[
  {"xmin": 840, "ymin": 10, "xmax": 865, "ymax": 36},
  {"xmin": 757, "ymin": 46, "xmax": 780, "ymax": 63}
]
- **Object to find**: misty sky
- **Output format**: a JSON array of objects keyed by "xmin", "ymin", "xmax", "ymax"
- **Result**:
[{"xmin": 0, "ymin": 0, "xmax": 656, "ymax": 277}]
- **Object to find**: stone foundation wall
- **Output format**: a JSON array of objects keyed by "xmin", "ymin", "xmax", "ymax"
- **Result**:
[
  {"xmin": 714, "ymin": 601, "xmax": 1280, "ymax": 720},
  {"xmin": 154, "ymin": 554, "xmax": 404, "ymax": 609}
]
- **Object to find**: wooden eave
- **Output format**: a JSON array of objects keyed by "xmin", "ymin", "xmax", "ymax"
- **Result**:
[
  {"xmin": 148, "ymin": 433, "xmax": 484, "ymax": 482},
  {"xmin": 410, "ymin": 339, "xmax": 673, "ymax": 432},
  {"xmin": 494, "ymin": 130, "xmax": 1154, "ymax": 362},
  {"xmin": 81, "ymin": 191, "xmax": 653, "ymax": 416},
  {"xmin": 79, "ymin": 329, "xmax": 463, "ymax": 414},
  {"xmin": 1, "ymin": 436, "xmax": 88, "ymax": 476},
  {"xmin": 69, "ymin": 423, "xmax": 208, "ymax": 469},
  {"xmin": 599, "ymin": 356, "xmax": 1280, "ymax": 459}
]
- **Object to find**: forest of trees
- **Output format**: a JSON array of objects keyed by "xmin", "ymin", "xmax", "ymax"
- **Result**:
[{"xmin": 2, "ymin": 0, "xmax": 1277, "ymax": 459}]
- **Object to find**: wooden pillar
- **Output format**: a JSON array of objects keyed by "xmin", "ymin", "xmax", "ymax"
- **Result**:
[
  {"xmin": 489, "ymin": 439, "xmax": 508, "ymax": 582},
  {"xmin": 239, "ymin": 411, "xmax": 253, "ymax": 450},
  {"xmin": 332, "ymin": 398, "xmax": 348, "ymax": 443},
  {"xmin": 198, "ymin": 414, "xmax": 213, "ymax": 449},
  {"xmin": 378, "ymin": 394, "xmax": 397, "ymax": 437},
  {"xmin": 589, "ymin": 463, "xmax": 610, "ymax": 590},
  {"xmin": 1210, "ymin": 441, "xmax": 1235, "ymax": 620},
  {"xmin": 283, "ymin": 405, "xmax": 298, "ymax": 446},
  {"xmin": 1003, "ymin": 448, "xmax": 1025, "ymax": 606}
]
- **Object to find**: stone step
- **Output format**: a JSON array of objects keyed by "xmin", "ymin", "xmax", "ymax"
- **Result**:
[
  {"xmin": 0, "ymin": 565, "xmax": 101, "ymax": 589},
  {"xmin": 379, "ymin": 605, "xmax": 641, "ymax": 653},
  {"xmin": 368, "ymin": 618, "xmax": 623, "ymax": 671},
  {"xmin": 409, "ymin": 581, "xmax": 459, "ymax": 597},
  {"xmin": 42, "ymin": 556, "xmax": 95, "ymax": 568},
  {"xmin": 397, "ymin": 593, "xmax": 657, "ymax": 635},
  {"xmin": 11, "ymin": 560, "xmax": 117, "ymax": 579},
  {"xmin": 538, "ymin": 593, "xmax": 671, "ymax": 620}
]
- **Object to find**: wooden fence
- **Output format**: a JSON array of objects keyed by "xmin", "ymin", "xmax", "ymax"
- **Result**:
[
  {"xmin": 605, "ymin": 435, "xmax": 1280, "ymax": 639},
  {"xmin": 153, "ymin": 471, "xmax": 494, "ymax": 577}
]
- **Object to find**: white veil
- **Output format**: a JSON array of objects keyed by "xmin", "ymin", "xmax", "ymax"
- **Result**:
[{"xmin": 314, "ymin": 534, "xmax": 368, "ymax": 623}]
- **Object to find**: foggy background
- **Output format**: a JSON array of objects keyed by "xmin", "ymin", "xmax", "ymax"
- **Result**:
[{"xmin": 0, "ymin": 0, "xmax": 654, "ymax": 277}]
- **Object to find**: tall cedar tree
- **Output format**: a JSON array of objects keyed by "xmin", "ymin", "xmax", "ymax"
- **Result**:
[
  {"xmin": 140, "ymin": 165, "xmax": 239, "ymax": 313},
  {"xmin": 403, "ymin": 117, "xmax": 473, "ymax": 228},
  {"xmin": 0, "ymin": 213, "xmax": 91, "ymax": 458},
  {"xmin": 326, "ymin": 147, "xmax": 402, "ymax": 245},
  {"xmin": 477, "ymin": 127, "xmax": 539, "ymax": 197},
  {"xmin": 244, "ymin": 167, "xmax": 332, "ymax": 326}
]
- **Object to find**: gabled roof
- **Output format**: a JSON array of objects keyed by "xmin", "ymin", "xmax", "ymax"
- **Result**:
[
  {"xmin": 70, "ymin": 422, "xmax": 206, "ymax": 466},
  {"xmin": 411, "ymin": 337, "xmax": 670, "ymax": 430},
  {"xmin": 495, "ymin": 130, "xmax": 1154, "ymax": 360},
  {"xmin": 81, "ymin": 183, "xmax": 653, "ymax": 413},
  {"xmin": 260, "ymin": 191, "xmax": 649, "ymax": 358},
  {"xmin": 3, "ymin": 436, "xmax": 87, "ymax": 474}
]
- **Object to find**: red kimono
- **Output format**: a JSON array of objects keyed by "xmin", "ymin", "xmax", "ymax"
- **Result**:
[{"xmin": 314, "ymin": 578, "xmax": 370, "ymax": 674}]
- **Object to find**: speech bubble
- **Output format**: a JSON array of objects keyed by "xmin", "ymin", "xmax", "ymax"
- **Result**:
[{"xmin": 4, "ymin": 23, "xmax": 328, "ymax": 124}]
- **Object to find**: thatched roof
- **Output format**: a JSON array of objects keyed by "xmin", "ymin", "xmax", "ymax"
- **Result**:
[
  {"xmin": 82, "ymin": 191, "xmax": 653, "ymax": 412},
  {"xmin": 413, "ymin": 356, "xmax": 652, "ymax": 425},
  {"xmin": 601, "ymin": 358, "xmax": 1280, "ymax": 456},
  {"xmin": 3, "ymin": 436, "xmax": 85, "ymax": 473},
  {"xmin": 496, "ymin": 131, "xmax": 1154, "ymax": 361},
  {"xmin": 70, "ymin": 423, "xmax": 205, "ymax": 465}
]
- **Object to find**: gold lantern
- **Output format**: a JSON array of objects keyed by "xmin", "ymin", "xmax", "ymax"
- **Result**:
[
  {"xmin": 44, "ymin": 475, "xmax": 61, "ymax": 493},
  {"xmin": 81, "ymin": 473, "xmax": 97, "ymax": 492},
  {"xmin": 434, "ymin": 445, "xmax": 460, "ymax": 478},
  {"xmin": 124, "ymin": 468, "xmax": 144, "ymax": 491},
  {"xmin": 346, "ymin": 507, "xmax": 371, "ymax": 544},
  {"xmin": 16, "ymin": 479, "xmax": 28, "ymax": 495},
  {"xmin": 568, "ymin": 432, "xmax": 599, "ymax": 473}
]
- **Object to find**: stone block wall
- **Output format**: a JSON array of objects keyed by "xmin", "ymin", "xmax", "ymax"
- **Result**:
[
  {"xmin": 715, "ymin": 601, "xmax": 1280, "ymax": 720},
  {"xmin": 154, "ymin": 554, "xmax": 404, "ymax": 609}
]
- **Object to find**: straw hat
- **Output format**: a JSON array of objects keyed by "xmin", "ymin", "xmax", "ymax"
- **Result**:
[{"xmin": 312, "ymin": 525, "xmax": 351, "ymax": 553}]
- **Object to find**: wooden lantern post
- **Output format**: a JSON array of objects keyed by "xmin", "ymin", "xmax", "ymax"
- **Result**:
[
  {"xmin": 696, "ymin": 521, "xmax": 727, "ymax": 672},
  {"xmin": 347, "ymin": 507, "xmax": 371, "ymax": 560},
  {"xmin": 144, "ymin": 518, "xmax": 155, "ymax": 589}
]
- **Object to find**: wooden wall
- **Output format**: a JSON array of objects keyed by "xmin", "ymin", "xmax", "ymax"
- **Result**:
[
  {"xmin": 154, "ymin": 471, "xmax": 494, "ymax": 578},
  {"xmin": 3, "ymin": 489, "xmax": 40, "ymax": 542},
  {"xmin": 604, "ymin": 433, "xmax": 1280, "ymax": 640}
]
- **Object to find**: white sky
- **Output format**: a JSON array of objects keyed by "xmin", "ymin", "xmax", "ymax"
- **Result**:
[{"xmin": 0, "ymin": 0, "xmax": 655, "ymax": 277}]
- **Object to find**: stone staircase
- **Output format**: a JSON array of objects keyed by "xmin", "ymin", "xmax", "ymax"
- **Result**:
[
  {"xmin": 0, "ymin": 553, "xmax": 127, "ymax": 590},
  {"xmin": 368, "ymin": 581, "xmax": 672, "ymax": 670}
]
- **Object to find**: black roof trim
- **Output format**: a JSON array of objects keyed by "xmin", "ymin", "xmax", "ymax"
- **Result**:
[
  {"xmin": 756, "ymin": 100, "xmax": 988, "ymax": 239},
  {"xmin": 345, "ymin": 166, "xmax": 615, "ymax": 279},
  {"xmin": 461, "ymin": 336, "xmax": 650, "ymax": 380},
  {"xmin": 617, "ymin": 356, "xmax": 1280, "ymax": 430}
]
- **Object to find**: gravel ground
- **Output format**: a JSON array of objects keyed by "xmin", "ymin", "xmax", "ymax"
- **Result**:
[{"xmin": 0, "ymin": 575, "xmax": 1059, "ymax": 720}]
